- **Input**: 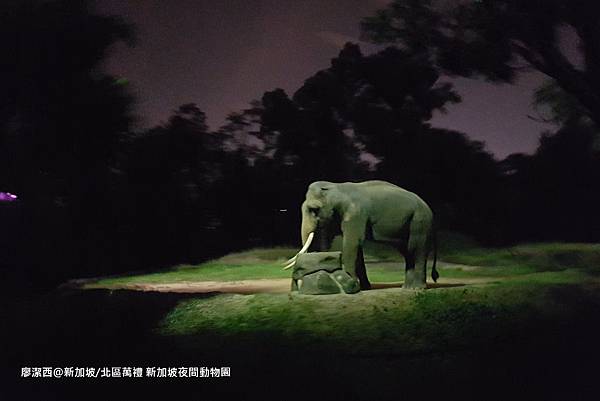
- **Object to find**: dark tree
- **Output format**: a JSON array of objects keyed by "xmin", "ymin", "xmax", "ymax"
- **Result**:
[
  {"xmin": 532, "ymin": 79, "xmax": 595, "ymax": 127},
  {"xmin": 221, "ymin": 44, "xmax": 503, "ymax": 244},
  {"xmin": 0, "ymin": 0, "xmax": 134, "ymax": 284},
  {"xmin": 293, "ymin": 43, "xmax": 504, "ymax": 241},
  {"xmin": 501, "ymin": 124, "xmax": 600, "ymax": 242},
  {"xmin": 362, "ymin": 0, "xmax": 600, "ymax": 127},
  {"xmin": 293, "ymin": 43, "xmax": 460, "ymax": 181},
  {"xmin": 501, "ymin": 79, "xmax": 600, "ymax": 242},
  {"xmin": 120, "ymin": 104, "xmax": 237, "ymax": 268}
]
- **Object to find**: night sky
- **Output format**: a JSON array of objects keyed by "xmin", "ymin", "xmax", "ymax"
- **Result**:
[{"xmin": 95, "ymin": 0, "xmax": 555, "ymax": 159}]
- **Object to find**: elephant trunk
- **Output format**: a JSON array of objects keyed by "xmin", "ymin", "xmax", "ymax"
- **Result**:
[{"xmin": 301, "ymin": 213, "xmax": 316, "ymax": 247}]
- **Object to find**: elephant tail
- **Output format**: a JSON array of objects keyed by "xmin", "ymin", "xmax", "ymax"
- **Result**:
[{"xmin": 431, "ymin": 223, "xmax": 439, "ymax": 283}]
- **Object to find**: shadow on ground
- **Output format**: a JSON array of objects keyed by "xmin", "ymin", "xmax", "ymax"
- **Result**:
[{"xmin": 3, "ymin": 283, "xmax": 600, "ymax": 400}]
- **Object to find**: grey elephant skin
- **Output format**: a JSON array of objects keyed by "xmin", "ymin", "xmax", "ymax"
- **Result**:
[{"xmin": 298, "ymin": 180, "xmax": 438, "ymax": 289}]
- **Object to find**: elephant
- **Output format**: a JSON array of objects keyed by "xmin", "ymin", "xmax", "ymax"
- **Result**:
[{"xmin": 285, "ymin": 180, "xmax": 438, "ymax": 290}]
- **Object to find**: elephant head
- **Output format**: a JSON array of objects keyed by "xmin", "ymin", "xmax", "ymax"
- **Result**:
[
  {"xmin": 302, "ymin": 181, "xmax": 341, "ymax": 247},
  {"xmin": 284, "ymin": 182, "xmax": 340, "ymax": 270}
]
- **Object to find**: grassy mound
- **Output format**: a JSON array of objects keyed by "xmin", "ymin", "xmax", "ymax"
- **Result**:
[
  {"xmin": 443, "ymin": 242, "xmax": 600, "ymax": 272},
  {"xmin": 158, "ymin": 269, "xmax": 591, "ymax": 355},
  {"xmin": 77, "ymin": 238, "xmax": 600, "ymax": 356},
  {"xmin": 10, "ymin": 239, "xmax": 600, "ymax": 399}
]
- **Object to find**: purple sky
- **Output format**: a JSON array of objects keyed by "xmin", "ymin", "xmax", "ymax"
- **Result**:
[{"xmin": 95, "ymin": 0, "xmax": 555, "ymax": 159}]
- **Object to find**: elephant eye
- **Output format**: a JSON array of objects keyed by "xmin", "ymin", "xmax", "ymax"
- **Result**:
[{"xmin": 308, "ymin": 207, "xmax": 320, "ymax": 216}]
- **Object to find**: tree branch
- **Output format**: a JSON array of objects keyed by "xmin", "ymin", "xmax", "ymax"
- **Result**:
[{"xmin": 512, "ymin": 35, "xmax": 600, "ymax": 128}]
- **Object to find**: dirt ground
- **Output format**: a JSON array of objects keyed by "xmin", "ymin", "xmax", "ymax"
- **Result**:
[
  {"xmin": 80, "ymin": 276, "xmax": 496, "ymax": 294},
  {"xmin": 72, "ymin": 260, "xmax": 495, "ymax": 294}
]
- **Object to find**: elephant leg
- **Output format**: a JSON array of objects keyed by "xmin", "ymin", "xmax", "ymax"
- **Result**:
[
  {"xmin": 341, "ymin": 217, "xmax": 367, "ymax": 287},
  {"xmin": 403, "ymin": 235, "xmax": 428, "ymax": 289},
  {"xmin": 356, "ymin": 246, "xmax": 371, "ymax": 290}
]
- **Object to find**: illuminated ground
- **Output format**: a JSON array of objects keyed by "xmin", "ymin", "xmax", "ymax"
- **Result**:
[
  {"xmin": 78, "ymin": 262, "xmax": 496, "ymax": 294},
  {"xmin": 7, "ymin": 241, "xmax": 600, "ymax": 399}
]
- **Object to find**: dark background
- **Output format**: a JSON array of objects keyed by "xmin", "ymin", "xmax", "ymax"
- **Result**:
[
  {"xmin": 2, "ymin": 2, "xmax": 600, "ymax": 400},
  {"xmin": 1, "ymin": 0, "xmax": 599, "ymax": 290}
]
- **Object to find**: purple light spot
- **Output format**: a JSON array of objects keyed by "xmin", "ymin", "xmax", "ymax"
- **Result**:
[{"xmin": 0, "ymin": 192, "xmax": 18, "ymax": 202}]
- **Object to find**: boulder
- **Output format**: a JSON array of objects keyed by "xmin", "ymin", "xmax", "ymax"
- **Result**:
[{"xmin": 291, "ymin": 251, "xmax": 360, "ymax": 295}]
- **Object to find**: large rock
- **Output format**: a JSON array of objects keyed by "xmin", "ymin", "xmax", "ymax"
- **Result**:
[{"xmin": 291, "ymin": 252, "xmax": 360, "ymax": 295}]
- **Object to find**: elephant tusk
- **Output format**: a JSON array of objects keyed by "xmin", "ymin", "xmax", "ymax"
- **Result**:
[
  {"xmin": 283, "ymin": 255, "xmax": 297, "ymax": 266},
  {"xmin": 282, "ymin": 232, "xmax": 315, "ymax": 271},
  {"xmin": 298, "ymin": 232, "xmax": 314, "ymax": 255}
]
